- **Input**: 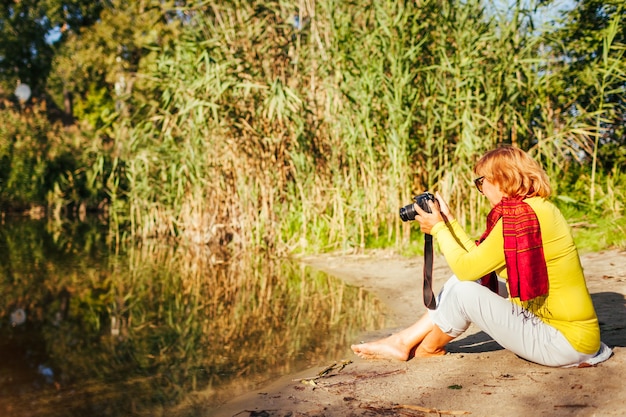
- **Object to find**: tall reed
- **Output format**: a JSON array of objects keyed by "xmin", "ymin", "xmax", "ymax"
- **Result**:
[{"xmin": 111, "ymin": 0, "xmax": 625, "ymax": 253}]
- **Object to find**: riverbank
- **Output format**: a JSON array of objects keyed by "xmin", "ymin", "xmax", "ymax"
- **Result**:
[{"xmin": 210, "ymin": 249, "xmax": 626, "ymax": 417}]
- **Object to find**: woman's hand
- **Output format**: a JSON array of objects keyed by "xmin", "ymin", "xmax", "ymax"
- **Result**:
[
  {"xmin": 434, "ymin": 192, "xmax": 454, "ymax": 222},
  {"xmin": 414, "ymin": 192, "xmax": 453, "ymax": 234}
]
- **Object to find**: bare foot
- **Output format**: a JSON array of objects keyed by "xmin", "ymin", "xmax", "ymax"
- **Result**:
[{"xmin": 351, "ymin": 334, "xmax": 413, "ymax": 361}]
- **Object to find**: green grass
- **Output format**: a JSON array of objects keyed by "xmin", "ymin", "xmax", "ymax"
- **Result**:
[{"xmin": 570, "ymin": 215, "xmax": 626, "ymax": 253}]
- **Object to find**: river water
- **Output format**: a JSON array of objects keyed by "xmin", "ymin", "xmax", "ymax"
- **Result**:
[{"xmin": 0, "ymin": 217, "xmax": 389, "ymax": 416}]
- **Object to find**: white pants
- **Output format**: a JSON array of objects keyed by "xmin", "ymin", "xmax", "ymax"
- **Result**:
[{"xmin": 429, "ymin": 276, "xmax": 602, "ymax": 367}]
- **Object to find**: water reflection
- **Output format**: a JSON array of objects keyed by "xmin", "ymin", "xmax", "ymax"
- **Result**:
[{"xmin": 0, "ymin": 218, "xmax": 389, "ymax": 416}]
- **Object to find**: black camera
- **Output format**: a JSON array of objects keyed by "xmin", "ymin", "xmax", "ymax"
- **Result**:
[{"xmin": 399, "ymin": 192, "xmax": 436, "ymax": 222}]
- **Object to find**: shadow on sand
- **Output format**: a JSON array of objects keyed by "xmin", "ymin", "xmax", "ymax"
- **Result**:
[
  {"xmin": 446, "ymin": 330, "xmax": 503, "ymax": 353},
  {"xmin": 593, "ymin": 291, "xmax": 626, "ymax": 347}
]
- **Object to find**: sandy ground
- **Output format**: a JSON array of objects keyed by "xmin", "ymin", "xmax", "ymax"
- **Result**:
[{"xmin": 212, "ymin": 249, "xmax": 626, "ymax": 417}]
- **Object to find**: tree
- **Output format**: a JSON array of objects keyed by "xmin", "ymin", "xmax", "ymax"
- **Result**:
[
  {"xmin": 47, "ymin": 0, "xmax": 187, "ymax": 128},
  {"xmin": 551, "ymin": 0, "xmax": 625, "ymax": 148},
  {"xmin": 0, "ymin": 0, "xmax": 103, "ymax": 97}
]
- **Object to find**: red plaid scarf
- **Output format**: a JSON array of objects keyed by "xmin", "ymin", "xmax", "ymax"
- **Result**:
[{"xmin": 477, "ymin": 197, "xmax": 549, "ymax": 301}]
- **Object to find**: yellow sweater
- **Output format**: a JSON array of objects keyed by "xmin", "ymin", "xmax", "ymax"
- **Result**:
[{"xmin": 431, "ymin": 197, "xmax": 600, "ymax": 354}]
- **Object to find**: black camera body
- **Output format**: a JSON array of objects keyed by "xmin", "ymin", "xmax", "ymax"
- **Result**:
[{"xmin": 399, "ymin": 192, "xmax": 436, "ymax": 222}]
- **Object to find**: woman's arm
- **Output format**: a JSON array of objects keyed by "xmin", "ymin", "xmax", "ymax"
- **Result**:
[
  {"xmin": 432, "ymin": 219, "xmax": 506, "ymax": 281},
  {"xmin": 414, "ymin": 192, "xmax": 506, "ymax": 280},
  {"xmin": 436, "ymin": 219, "xmax": 475, "ymax": 251}
]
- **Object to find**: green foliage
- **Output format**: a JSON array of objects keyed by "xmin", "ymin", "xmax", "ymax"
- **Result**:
[
  {"xmin": 0, "ymin": 0, "xmax": 624, "ymax": 255},
  {"xmin": 46, "ymin": 0, "xmax": 185, "ymax": 129},
  {"xmin": 0, "ymin": 0, "xmax": 103, "ymax": 94},
  {"xmin": 0, "ymin": 103, "xmax": 55, "ymax": 208},
  {"xmin": 545, "ymin": 2, "xmax": 626, "ymax": 202},
  {"xmin": 0, "ymin": 100, "xmax": 114, "ymax": 215},
  {"xmin": 572, "ymin": 215, "xmax": 626, "ymax": 252},
  {"xmin": 71, "ymin": 82, "xmax": 115, "ymax": 128}
]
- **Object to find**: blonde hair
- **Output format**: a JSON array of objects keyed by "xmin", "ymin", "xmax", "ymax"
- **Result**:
[{"xmin": 474, "ymin": 146, "xmax": 551, "ymax": 198}]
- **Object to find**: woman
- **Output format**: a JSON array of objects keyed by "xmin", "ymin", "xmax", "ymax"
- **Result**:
[{"xmin": 352, "ymin": 146, "xmax": 611, "ymax": 367}]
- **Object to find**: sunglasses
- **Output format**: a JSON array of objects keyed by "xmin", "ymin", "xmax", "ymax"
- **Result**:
[{"xmin": 474, "ymin": 176, "xmax": 485, "ymax": 193}]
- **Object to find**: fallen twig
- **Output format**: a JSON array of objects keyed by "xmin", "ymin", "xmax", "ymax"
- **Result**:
[
  {"xmin": 354, "ymin": 368, "xmax": 407, "ymax": 380},
  {"xmin": 232, "ymin": 409, "xmax": 278, "ymax": 417},
  {"xmin": 322, "ymin": 368, "xmax": 407, "ymax": 388},
  {"xmin": 393, "ymin": 404, "xmax": 471, "ymax": 415},
  {"xmin": 361, "ymin": 404, "xmax": 470, "ymax": 416},
  {"xmin": 293, "ymin": 359, "xmax": 353, "ymax": 383},
  {"xmin": 360, "ymin": 404, "xmax": 421, "ymax": 416}
]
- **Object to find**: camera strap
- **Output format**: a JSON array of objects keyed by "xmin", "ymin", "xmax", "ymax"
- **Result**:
[{"xmin": 423, "ymin": 234, "xmax": 437, "ymax": 310}]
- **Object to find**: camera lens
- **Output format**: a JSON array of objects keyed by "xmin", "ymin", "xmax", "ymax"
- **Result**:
[{"xmin": 399, "ymin": 204, "xmax": 417, "ymax": 222}]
